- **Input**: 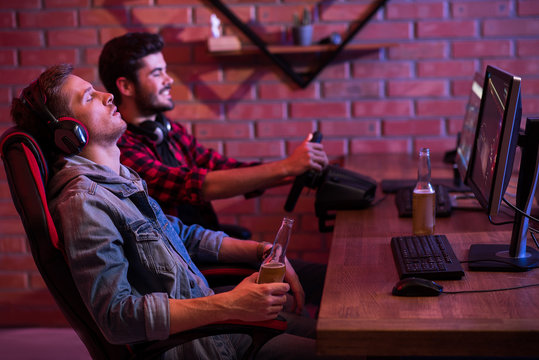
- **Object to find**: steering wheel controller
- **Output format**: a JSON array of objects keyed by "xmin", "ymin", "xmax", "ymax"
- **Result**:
[{"xmin": 284, "ymin": 131, "xmax": 323, "ymax": 212}]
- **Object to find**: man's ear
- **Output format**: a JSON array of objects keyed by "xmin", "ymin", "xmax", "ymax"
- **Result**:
[{"xmin": 116, "ymin": 77, "xmax": 135, "ymax": 97}]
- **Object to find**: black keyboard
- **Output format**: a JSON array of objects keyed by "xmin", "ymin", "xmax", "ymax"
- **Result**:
[
  {"xmin": 391, "ymin": 234, "xmax": 465, "ymax": 280},
  {"xmin": 395, "ymin": 184, "xmax": 452, "ymax": 217}
]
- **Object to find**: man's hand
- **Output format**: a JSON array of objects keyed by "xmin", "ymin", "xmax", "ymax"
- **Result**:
[
  {"xmin": 284, "ymin": 134, "xmax": 328, "ymax": 176},
  {"xmin": 283, "ymin": 256, "xmax": 305, "ymax": 315},
  {"xmin": 225, "ymin": 273, "xmax": 290, "ymax": 321}
]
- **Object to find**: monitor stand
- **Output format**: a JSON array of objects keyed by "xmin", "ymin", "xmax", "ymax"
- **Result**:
[{"xmin": 469, "ymin": 117, "xmax": 539, "ymax": 272}]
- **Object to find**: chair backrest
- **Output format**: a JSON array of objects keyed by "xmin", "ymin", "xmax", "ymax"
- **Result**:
[{"xmin": 0, "ymin": 127, "xmax": 130, "ymax": 360}]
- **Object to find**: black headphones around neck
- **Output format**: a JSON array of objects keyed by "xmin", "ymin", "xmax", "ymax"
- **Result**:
[
  {"xmin": 21, "ymin": 80, "xmax": 88, "ymax": 156},
  {"xmin": 136, "ymin": 115, "xmax": 171, "ymax": 145}
]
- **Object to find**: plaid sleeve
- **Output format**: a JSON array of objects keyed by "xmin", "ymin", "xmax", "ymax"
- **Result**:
[{"xmin": 118, "ymin": 122, "xmax": 258, "ymax": 212}]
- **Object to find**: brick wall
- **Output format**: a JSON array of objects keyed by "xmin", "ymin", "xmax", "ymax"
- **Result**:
[{"xmin": 0, "ymin": 0, "xmax": 538, "ymax": 326}]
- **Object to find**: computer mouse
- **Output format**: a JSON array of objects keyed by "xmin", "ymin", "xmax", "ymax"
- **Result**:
[{"xmin": 392, "ymin": 277, "xmax": 443, "ymax": 297}]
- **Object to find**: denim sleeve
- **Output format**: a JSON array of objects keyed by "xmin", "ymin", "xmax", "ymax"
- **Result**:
[
  {"xmin": 54, "ymin": 193, "xmax": 170, "ymax": 344},
  {"xmin": 164, "ymin": 213, "xmax": 226, "ymax": 263}
]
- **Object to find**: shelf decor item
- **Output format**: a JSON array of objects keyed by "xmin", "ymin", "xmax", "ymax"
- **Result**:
[
  {"xmin": 292, "ymin": 8, "xmax": 313, "ymax": 46},
  {"xmin": 207, "ymin": 14, "xmax": 241, "ymax": 52}
]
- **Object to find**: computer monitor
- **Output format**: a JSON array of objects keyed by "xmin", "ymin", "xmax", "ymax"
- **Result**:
[
  {"xmin": 455, "ymin": 72, "xmax": 483, "ymax": 184},
  {"xmin": 467, "ymin": 65, "xmax": 539, "ymax": 271}
]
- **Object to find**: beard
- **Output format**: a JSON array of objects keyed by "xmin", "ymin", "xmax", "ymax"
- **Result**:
[{"xmin": 134, "ymin": 84, "xmax": 174, "ymax": 116}]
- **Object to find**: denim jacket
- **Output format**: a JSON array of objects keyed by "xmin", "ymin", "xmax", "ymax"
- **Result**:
[{"xmin": 47, "ymin": 156, "xmax": 237, "ymax": 359}]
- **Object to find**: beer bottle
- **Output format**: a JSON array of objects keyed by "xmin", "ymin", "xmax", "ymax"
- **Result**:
[
  {"xmin": 412, "ymin": 148, "xmax": 436, "ymax": 235},
  {"xmin": 257, "ymin": 217, "xmax": 294, "ymax": 284}
]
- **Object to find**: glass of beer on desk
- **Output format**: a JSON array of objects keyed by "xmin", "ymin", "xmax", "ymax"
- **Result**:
[{"xmin": 257, "ymin": 217, "xmax": 294, "ymax": 284}]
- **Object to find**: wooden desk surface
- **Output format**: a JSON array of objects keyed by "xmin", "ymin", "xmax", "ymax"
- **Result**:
[{"xmin": 316, "ymin": 154, "xmax": 539, "ymax": 357}]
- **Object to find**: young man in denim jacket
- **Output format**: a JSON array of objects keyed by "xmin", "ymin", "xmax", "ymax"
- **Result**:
[{"xmin": 10, "ymin": 64, "xmax": 321, "ymax": 360}]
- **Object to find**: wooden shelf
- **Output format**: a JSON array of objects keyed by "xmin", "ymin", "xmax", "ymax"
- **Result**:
[
  {"xmin": 206, "ymin": 0, "xmax": 391, "ymax": 88},
  {"xmin": 209, "ymin": 42, "xmax": 396, "ymax": 56}
]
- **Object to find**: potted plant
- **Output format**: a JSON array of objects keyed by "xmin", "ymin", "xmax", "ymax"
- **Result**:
[{"xmin": 292, "ymin": 7, "xmax": 313, "ymax": 46}]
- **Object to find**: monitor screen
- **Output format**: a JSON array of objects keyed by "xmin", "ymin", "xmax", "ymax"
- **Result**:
[
  {"xmin": 466, "ymin": 65, "xmax": 539, "ymax": 271},
  {"xmin": 467, "ymin": 66, "xmax": 521, "ymax": 218},
  {"xmin": 456, "ymin": 72, "xmax": 483, "ymax": 184}
]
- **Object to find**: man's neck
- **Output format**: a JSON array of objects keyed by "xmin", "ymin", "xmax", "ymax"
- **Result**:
[{"xmin": 79, "ymin": 145, "xmax": 122, "ymax": 175}]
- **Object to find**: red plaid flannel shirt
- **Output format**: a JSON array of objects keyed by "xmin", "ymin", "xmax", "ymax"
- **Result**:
[{"xmin": 118, "ymin": 119, "xmax": 256, "ymax": 217}]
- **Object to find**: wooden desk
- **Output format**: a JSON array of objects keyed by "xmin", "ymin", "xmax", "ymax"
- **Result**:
[{"xmin": 316, "ymin": 154, "xmax": 539, "ymax": 357}]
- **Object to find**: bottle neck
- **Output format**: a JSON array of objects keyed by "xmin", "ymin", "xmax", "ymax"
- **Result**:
[
  {"xmin": 265, "ymin": 217, "xmax": 294, "ymax": 264},
  {"xmin": 416, "ymin": 148, "xmax": 433, "ymax": 191}
]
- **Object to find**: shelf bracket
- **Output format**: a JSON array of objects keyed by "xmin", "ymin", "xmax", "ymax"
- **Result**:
[{"xmin": 205, "ymin": 0, "xmax": 390, "ymax": 88}]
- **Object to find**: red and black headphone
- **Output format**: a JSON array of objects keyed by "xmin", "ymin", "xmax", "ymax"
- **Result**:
[{"xmin": 21, "ymin": 80, "xmax": 88, "ymax": 156}]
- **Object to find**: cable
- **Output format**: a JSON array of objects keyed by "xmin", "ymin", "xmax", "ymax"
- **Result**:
[
  {"xmin": 502, "ymin": 197, "xmax": 539, "ymax": 223},
  {"xmin": 443, "ymin": 282, "xmax": 539, "ymax": 295}
]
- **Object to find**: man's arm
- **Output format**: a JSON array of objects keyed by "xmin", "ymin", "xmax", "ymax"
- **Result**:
[
  {"xmin": 169, "ymin": 273, "xmax": 289, "ymax": 334},
  {"xmin": 202, "ymin": 135, "xmax": 328, "ymax": 201}
]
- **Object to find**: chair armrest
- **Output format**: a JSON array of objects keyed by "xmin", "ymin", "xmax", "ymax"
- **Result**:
[{"xmin": 131, "ymin": 318, "xmax": 287, "ymax": 360}]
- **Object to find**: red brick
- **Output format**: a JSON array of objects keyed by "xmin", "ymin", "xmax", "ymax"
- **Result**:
[
  {"xmin": 224, "ymin": 67, "xmax": 276, "ymax": 83},
  {"xmin": 171, "ymin": 83, "xmax": 192, "ymax": 101},
  {"xmin": 225, "ymin": 140, "xmax": 284, "ymax": 158},
  {"xmin": 413, "ymin": 138, "xmax": 456, "ymax": 155},
  {"xmin": 194, "ymin": 122, "xmax": 253, "ymax": 139},
  {"xmin": 387, "ymin": 2, "xmax": 444, "ymax": 19},
  {"xmin": 320, "ymin": 3, "xmax": 378, "ymax": 22},
  {"xmin": 167, "ymin": 103, "xmax": 222, "ymax": 121},
  {"xmin": 195, "ymin": 6, "xmax": 252, "ymax": 25},
  {"xmin": 317, "ymin": 62, "xmax": 348, "ymax": 81},
  {"xmin": 0, "ymin": 237, "xmax": 27, "ymax": 253},
  {"xmin": 227, "ymin": 103, "xmax": 284, "ymax": 120},
  {"xmin": 20, "ymin": 49, "xmax": 77, "ymax": 66},
  {"xmin": 355, "ymin": 22, "xmax": 411, "ymax": 41},
  {"xmin": 198, "ymin": 140, "xmax": 223, "ymax": 153},
  {"xmin": 448, "ymin": 118, "xmax": 464, "ymax": 136},
  {"xmin": 256, "ymin": 120, "xmax": 314, "ymax": 138},
  {"xmin": 174, "ymin": 26, "xmax": 212, "ymax": 42},
  {"xmin": 388, "ymin": 80, "xmax": 447, "ymax": 97},
  {"xmin": 0, "ymin": 254, "xmax": 36, "ymax": 271},
  {"xmin": 352, "ymin": 62, "xmax": 412, "ymax": 79},
  {"xmin": 0, "ymin": 68, "xmax": 43, "ymax": 85},
  {"xmin": 0, "ymin": 12, "xmax": 15, "ymax": 28},
  {"xmin": 417, "ymin": 60, "xmax": 475, "ymax": 78},
  {"xmin": 389, "ymin": 42, "xmax": 446, "ymax": 60},
  {"xmin": 290, "ymin": 101, "xmax": 347, "ymax": 119},
  {"xmin": 257, "ymin": 5, "xmax": 308, "ymax": 24},
  {"xmin": 452, "ymin": 40, "xmax": 512, "ymax": 58},
  {"xmin": 0, "ymin": 50, "xmax": 15, "ymax": 66},
  {"xmin": 259, "ymin": 83, "xmax": 317, "ymax": 100},
  {"xmin": 80, "ymin": 8, "xmax": 128, "ymax": 26},
  {"xmin": 48, "ymin": 28, "xmax": 97, "ymax": 46},
  {"xmin": 0, "ymin": 273, "xmax": 28, "ymax": 289},
  {"xmin": 18, "ymin": 10, "xmax": 76, "ymax": 28},
  {"xmin": 517, "ymin": 40, "xmax": 539, "ymax": 56},
  {"xmin": 452, "ymin": 1, "xmax": 511, "ymax": 18},
  {"xmin": 194, "ymin": 83, "xmax": 255, "ymax": 101},
  {"xmin": 351, "ymin": 138, "xmax": 410, "ymax": 154},
  {"xmin": 170, "ymin": 64, "xmax": 221, "ymax": 83},
  {"xmin": 46, "ymin": 0, "xmax": 89, "ymax": 7},
  {"xmin": 132, "ymin": 7, "xmax": 191, "ymax": 25},
  {"xmin": 481, "ymin": 59, "xmax": 539, "ymax": 76},
  {"xmin": 416, "ymin": 99, "xmax": 467, "ymax": 117},
  {"xmin": 0, "ymin": 0, "xmax": 39, "ymax": 9},
  {"xmin": 353, "ymin": 100, "xmax": 412, "ymax": 118},
  {"xmin": 93, "ymin": 0, "xmax": 148, "ymax": 7},
  {"xmin": 322, "ymin": 80, "xmax": 380, "ymax": 99},
  {"xmin": 452, "ymin": 78, "xmax": 480, "ymax": 97},
  {"xmin": 0, "ymin": 30, "xmax": 42, "ymax": 47},
  {"xmin": 483, "ymin": 19, "xmax": 539, "ymax": 36},
  {"xmin": 523, "ymin": 79, "xmax": 539, "ymax": 95},
  {"xmin": 320, "ymin": 120, "xmax": 379, "ymax": 137},
  {"xmin": 518, "ymin": 0, "xmax": 539, "ymax": 15},
  {"xmin": 383, "ymin": 119, "xmax": 444, "ymax": 137},
  {"xmin": 417, "ymin": 20, "xmax": 476, "ymax": 38},
  {"xmin": 162, "ymin": 45, "xmax": 193, "ymax": 64}
]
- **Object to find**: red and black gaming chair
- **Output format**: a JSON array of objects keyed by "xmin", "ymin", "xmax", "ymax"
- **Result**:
[{"xmin": 0, "ymin": 126, "xmax": 286, "ymax": 360}]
